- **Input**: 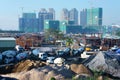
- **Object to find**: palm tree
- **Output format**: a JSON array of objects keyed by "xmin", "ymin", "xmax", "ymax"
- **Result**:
[{"xmin": 65, "ymin": 37, "xmax": 73, "ymax": 47}]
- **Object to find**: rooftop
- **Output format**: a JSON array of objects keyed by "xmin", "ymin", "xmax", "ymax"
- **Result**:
[{"xmin": 0, "ymin": 37, "xmax": 16, "ymax": 40}]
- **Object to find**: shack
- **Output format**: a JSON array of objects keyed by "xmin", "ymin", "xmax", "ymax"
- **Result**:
[
  {"xmin": 79, "ymin": 33, "xmax": 102, "ymax": 49},
  {"xmin": 102, "ymin": 34, "xmax": 120, "ymax": 48}
]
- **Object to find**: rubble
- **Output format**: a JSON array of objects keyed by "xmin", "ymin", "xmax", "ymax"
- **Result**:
[
  {"xmin": 70, "ymin": 64, "xmax": 92, "ymax": 76},
  {"xmin": 2, "ymin": 64, "xmax": 75, "ymax": 80},
  {"xmin": 83, "ymin": 51, "xmax": 120, "ymax": 78}
]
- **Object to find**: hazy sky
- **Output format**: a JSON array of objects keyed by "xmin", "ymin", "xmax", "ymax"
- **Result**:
[{"xmin": 0, "ymin": 0, "xmax": 120, "ymax": 30}]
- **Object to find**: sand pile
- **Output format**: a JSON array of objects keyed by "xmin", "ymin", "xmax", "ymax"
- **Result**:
[
  {"xmin": 0, "ymin": 59, "xmax": 46, "ymax": 74},
  {"xmin": 2, "ymin": 64, "xmax": 74, "ymax": 80},
  {"xmin": 12, "ymin": 60, "xmax": 46, "ymax": 73}
]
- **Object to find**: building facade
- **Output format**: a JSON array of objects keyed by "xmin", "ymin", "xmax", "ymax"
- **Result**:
[
  {"xmin": 61, "ymin": 8, "xmax": 69, "ymax": 21},
  {"xmin": 87, "ymin": 8, "xmax": 103, "ymax": 26},
  {"xmin": 0, "ymin": 37, "xmax": 16, "ymax": 52},
  {"xmin": 43, "ymin": 20, "xmax": 83, "ymax": 34},
  {"xmin": 44, "ymin": 20, "xmax": 59, "ymax": 31},
  {"xmin": 60, "ymin": 20, "xmax": 75, "ymax": 34},
  {"xmin": 60, "ymin": 21, "xmax": 67, "ymax": 34},
  {"xmin": 19, "ymin": 13, "xmax": 38, "ymax": 33},
  {"xmin": 80, "ymin": 8, "xmax": 102, "ymax": 26},
  {"xmin": 60, "ymin": 8, "xmax": 78, "ymax": 25},
  {"xmin": 66, "ymin": 25, "xmax": 82, "ymax": 34},
  {"xmin": 38, "ymin": 8, "xmax": 55, "ymax": 32},
  {"xmin": 80, "ymin": 9, "xmax": 87, "ymax": 26},
  {"xmin": 49, "ymin": 8, "xmax": 55, "ymax": 20},
  {"xmin": 69, "ymin": 8, "xmax": 78, "ymax": 25}
]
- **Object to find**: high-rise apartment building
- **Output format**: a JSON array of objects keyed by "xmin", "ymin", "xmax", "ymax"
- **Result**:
[
  {"xmin": 61, "ymin": 8, "xmax": 69, "ymax": 21},
  {"xmin": 80, "ymin": 9, "xmax": 87, "ymax": 26},
  {"xmin": 87, "ymin": 8, "xmax": 103, "ymax": 26},
  {"xmin": 19, "ymin": 13, "xmax": 38, "ymax": 33},
  {"xmin": 80, "ymin": 8, "xmax": 103, "ymax": 26},
  {"xmin": 38, "ymin": 8, "xmax": 55, "ymax": 32},
  {"xmin": 49, "ymin": 8, "xmax": 55, "ymax": 20},
  {"xmin": 69, "ymin": 8, "xmax": 78, "ymax": 25},
  {"xmin": 60, "ymin": 8, "xmax": 78, "ymax": 25}
]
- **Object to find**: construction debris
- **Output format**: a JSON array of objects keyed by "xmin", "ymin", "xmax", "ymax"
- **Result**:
[{"xmin": 83, "ymin": 51, "xmax": 120, "ymax": 78}]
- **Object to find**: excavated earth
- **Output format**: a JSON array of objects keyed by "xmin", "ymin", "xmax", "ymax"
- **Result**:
[{"xmin": 0, "ymin": 59, "xmax": 46, "ymax": 74}]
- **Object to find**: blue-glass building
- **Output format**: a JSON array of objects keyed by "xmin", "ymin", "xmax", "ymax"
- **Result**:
[
  {"xmin": 66, "ymin": 25, "xmax": 82, "ymax": 34},
  {"xmin": 19, "ymin": 13, "xmax": 38, "ymax": 33},
  {"xmin": 38, "ymin": 8, "xmax": 55, "ymax": 32},
  {"xmin": 80, "ymin": 9, "xmax": 87, "ymax": 26},
  {"xmin": 69, "ymin": 8, "xmax": 78, "ymax": 25},
  {"xmin": 80, "ymin": 8, "xmax": 102, "ymax": 26},
  {"xmin": 44, "ymin": 20, "xmax": 59, "ymax": 30},
  {"xmin": 87, "ymin": 8, "xmax": 103, "ymax": 26},
  {"xmin": 60, "ymin": 20, "xmax": 74, "ymax": 34}
]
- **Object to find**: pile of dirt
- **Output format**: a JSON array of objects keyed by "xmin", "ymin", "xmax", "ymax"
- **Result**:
[
  {"xmin": 2, "ymin": 64, "xmax": 74, "ymax": 80},
  {"xmin": 12, "ymin": 59, "xmax": 46, "ymax": 73},
  {"xmin": 0, "ymin": 59, "xmax": 46, "ymax": 74}
]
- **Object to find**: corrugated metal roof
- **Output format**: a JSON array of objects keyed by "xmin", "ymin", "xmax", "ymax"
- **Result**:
[{"xmin": 0, "ymin": 37, "xmax": 16, "ymax": 40}]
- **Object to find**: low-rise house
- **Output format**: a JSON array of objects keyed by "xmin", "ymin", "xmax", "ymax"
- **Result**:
[{"xmin": 0, "ymin": 37, "xmax": 16, "ymax": 52}]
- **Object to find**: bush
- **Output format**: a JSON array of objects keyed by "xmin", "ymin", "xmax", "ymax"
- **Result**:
[{"xmin": 50, "ymin": 77, "xmax": 56, "ymax": 80}]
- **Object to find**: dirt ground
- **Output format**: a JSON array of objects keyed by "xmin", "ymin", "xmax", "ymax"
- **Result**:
[{"xmin": 0, "ymin": 59, "xmax": 46, "ymax": 74}]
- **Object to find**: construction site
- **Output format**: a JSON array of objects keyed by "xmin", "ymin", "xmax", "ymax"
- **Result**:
[{"xmin": 0, "ymin": 33, "xmax": 120, "ymax": 80}]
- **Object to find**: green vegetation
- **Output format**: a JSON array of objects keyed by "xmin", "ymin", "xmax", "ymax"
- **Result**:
[
  {"xmin": 50, "ymin": 77, "xmax": 56, "ymax": 80},
  {"xmin": 44, "ymin": 29, "xmax": 74, "ymax": 47},
  {"xmin": 65, "ymin": 37, "xmax": 73, "ymax": 47},
  {"xmin": 44, "ymin": 29, "xmax": 64, "ymax": 44}
]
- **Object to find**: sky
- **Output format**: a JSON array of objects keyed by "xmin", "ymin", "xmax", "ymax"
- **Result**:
[{"xmin": 0, "ymin": 0, "xmax": 120, "ymax": 30}]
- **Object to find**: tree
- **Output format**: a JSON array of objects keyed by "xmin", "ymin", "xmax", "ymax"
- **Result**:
[
  {"xmin": 44, "ymin": 29, "xmax": 64, "ymax": 44},
  {"xmin": 65, "ymin": 37, "xmax": 73, "ymax": 47}
]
